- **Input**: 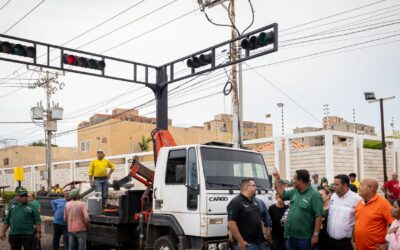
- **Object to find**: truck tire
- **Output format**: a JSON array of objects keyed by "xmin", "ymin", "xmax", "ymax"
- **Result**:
[{"xmin": 154, "ymin": 235, "xmax": 177, "ymax": 250}]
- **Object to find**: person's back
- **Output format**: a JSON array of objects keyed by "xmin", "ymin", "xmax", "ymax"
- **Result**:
[
  {"xmin": 64, "ymin": 200, "xmax": 89, "ymax": 233},
  {"xmin": 52, "ymin": 198, "xmax": 67, "ymax": 226}
]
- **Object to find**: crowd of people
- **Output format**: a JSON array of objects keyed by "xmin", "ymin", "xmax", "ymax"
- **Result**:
[
  {"xmin": 0, "ymin": 149, "xmax": 114, "ymax": 250},
  {"xmin": 227, "ymin": 170, "xmax": 400, "ymax": 250},
  {"xmin": 0, "ymin": 186, "xmax": 89, "ymax": 250}
]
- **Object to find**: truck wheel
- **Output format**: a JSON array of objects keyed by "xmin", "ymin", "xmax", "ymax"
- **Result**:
[{"xmin": 154, "ymin": 235, "xmax": 177, "ymax": 250}]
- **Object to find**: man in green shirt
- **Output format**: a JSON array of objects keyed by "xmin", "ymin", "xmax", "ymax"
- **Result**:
[
  {"xmin": 273, "ymin": 169, "xmax": 323, "ymax": 250},
  {"xmin": 0, "ymin": 187, "xmax": 41, "ymax": 250}
]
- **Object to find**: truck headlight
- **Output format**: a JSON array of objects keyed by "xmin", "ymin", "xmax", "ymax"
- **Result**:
[
  {"xmin": 208, "ymin": 243, "xmax": 217, "ymax": 250},
  {"xmin": 218, "ymin": 242, "xmax": 228, "ymax": 250}
]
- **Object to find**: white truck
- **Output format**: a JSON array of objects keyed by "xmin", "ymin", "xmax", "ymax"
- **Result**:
[{"xmin": 85, "ymin": 142, "xmax": 272, "ymax": 250}]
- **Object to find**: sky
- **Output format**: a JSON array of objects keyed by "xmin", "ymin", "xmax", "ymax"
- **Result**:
[{"xmin": 0, "ymin": 0, "xmax": 399, "ymax": 148}]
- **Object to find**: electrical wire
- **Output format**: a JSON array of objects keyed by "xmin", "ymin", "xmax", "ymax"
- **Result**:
[
  {"xmin": 281, "ymin": 3, "xmax": 400, "ymax": 37},
  {"xmin": 0, "ymin": 0, "xmax": 11, "ymax": 13},
  {"xmin": 3, "ymin": 0, "xmax": 45, "ymax": 34},
  {"xmin": 76, "ymin": 0, "xmax": 177, "ymax": 50},
  {"xmin": 281, "ymin": 21, "xmax": 400, "ymax": 47},
  {"xmin": 280, "ymin": 0, "xmax": 388, "ymax": 33},
  {"xmin": 101, "ymin": 7, "xmax": 199, "ymax": 54}
]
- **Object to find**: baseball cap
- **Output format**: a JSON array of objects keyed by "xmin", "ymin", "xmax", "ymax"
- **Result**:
[
  {"xmin": 321, "ymin": 177, "xmax": 328, "ymax": 182},
  {"xmin": 312, "ymin": 173, "xmax": 319, "ymax": 177},
  {"xmin": 97, "ymin": 149, "xmax": 104, "ymax": 154},
  {"xmin": 69, "ymin": 189, "xmax": 80, "ymax": 199},
  {"xmin": 16, "ymin": 187, "xmax": 28, "ymax": 196}
]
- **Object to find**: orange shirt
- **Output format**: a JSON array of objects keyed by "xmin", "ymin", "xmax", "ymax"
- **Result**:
[{"xmin": 355, "ymin": 194, "xmax": 394, "ymax": 250}]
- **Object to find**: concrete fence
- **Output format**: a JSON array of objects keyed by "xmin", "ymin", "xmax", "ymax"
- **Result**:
[
  {"xmin": 0, "ymin": 152, "xmax": 154, "ymax": 192},
  {"xmin": 245, "ymin": 130, "xmax": 400, "ymax": 187}
]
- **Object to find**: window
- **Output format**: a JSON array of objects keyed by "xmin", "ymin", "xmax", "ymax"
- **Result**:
[
  {"xmin": 201, "ymin": 147, "xmax": 270, "ymax": 190},
  {"xmin": 80, "ymin": 140, "xmax": 91, "ymax": 152},
  {"xmin": 165, "ymin": 149, "xmax": 186, "ymax": 184},
  {"xmin": 101, "ymin": 137, "xmax": 107, "ymax": 143},
  {"xmin": 3, "ymin": 158, "xmax": 9, "ymax": 165},
  {"xmin": 187, "ymin": 148, "xmax": 199, "ymax": 210}
]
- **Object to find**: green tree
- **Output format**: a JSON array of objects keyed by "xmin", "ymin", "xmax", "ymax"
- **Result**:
[
  {"xmin": 363, "ymin": 140, "xmax": 382, "ymax": 150},
  {"xmin": 30, "ymin": 141, "xmax": 58, "ymax": 147},
  {"xmin": 138, "ymin": 135, "xmax": 152, "ymax": 152}
]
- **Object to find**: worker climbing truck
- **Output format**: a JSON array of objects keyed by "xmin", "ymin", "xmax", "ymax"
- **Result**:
[{"xmin": 84, "ymin": 130, "xmax": 272, "ymax": 250}]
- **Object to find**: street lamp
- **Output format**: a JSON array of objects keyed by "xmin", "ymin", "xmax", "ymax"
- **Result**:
[
  {"xmin": 364, "ymin": 91, "xmax": 395, "ymax": 183},
  {"xmin": 277, "ymin": 103, "xmax": 284, "ymax": 137}
]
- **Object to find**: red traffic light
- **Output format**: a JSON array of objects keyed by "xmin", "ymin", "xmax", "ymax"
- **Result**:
[{"xmin": 63, "ymin": 53, "xmax": 105, "ymax": 70}]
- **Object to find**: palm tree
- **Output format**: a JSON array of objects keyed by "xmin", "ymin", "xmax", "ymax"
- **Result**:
[{"xmin": 138, "ymin": 135, "xmax": 152, "ymax": 152}]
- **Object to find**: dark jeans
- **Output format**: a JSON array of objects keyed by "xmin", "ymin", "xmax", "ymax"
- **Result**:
[
  {"xmin": 9, "ymin": 234, "xmax": 34, "ymax": 250},
  {"xmin": 272, "ymin": 235, "xmax": 287, "ymax": 250},
  {"xmin": 327, "ymin": 237, "xmax": 353, "ymax": 250},
  {"xmin": 68, "ymin": 231, "xmax": 87, "ymax": 250},
  {"xmin": 234, "ymin": 242, "xmax": 266, "ymax": 250},
  {"xmin": 53, "ymin": 224, "xmax": 69, "ymax": 250},
  {"xmin": 94, "ymin": 178, "xmax": 108, "ymax": 207},
  {"xmin": 285, "ymin": 238, "xmax": 311, "ymax": 250}
]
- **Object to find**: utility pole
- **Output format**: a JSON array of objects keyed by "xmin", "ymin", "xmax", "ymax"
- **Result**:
[
  {"xmin": 277, "ymin": 103, "xmax": 284, "ymax": 137},
  {"xmin": 229, "ymin": 0, "xmax": 241, "ymax": 148},
  {"xmin": 364, "ymin": 92, "xmax": 395, "ymax": 183},
  {"xmin": 30, "ymin": 71, "xmax": 64, "ymax": 192},
  {"xmin": 323, "ymin": 104, "xmax": 330, "ymax": 130},
  {"xmin": 391, "ymin": 116, "xmax": 395, "ymax": 136},
  {"xmin": 353, "ymin": 108, "xmax": 357, "ymax": 134}
]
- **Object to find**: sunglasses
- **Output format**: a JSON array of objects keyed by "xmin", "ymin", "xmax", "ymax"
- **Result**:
[{"xmin": 19, "ymin": 194, "xmax": 28, "ymax": 197}]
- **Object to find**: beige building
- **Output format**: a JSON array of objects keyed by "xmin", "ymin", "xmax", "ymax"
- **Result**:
[
  {"xmin": 293, "ymin": 116, "xmax": 376, "ymax": 147},
  {"xmin": 0, "ymin": 146, "xmax": 75, "ymax": 169},
  {"xmin": 78, "ymin": 110, "xmax": 272, "ymax": 159},
  {"xmin": 323, "ymin": 116, "xmax": 376, "ymax": 135}
]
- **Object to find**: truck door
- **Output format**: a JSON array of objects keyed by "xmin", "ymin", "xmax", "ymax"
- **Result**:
[{"xmin": 159, "ymin": 148, "xmax": 200, "ymax": 236}]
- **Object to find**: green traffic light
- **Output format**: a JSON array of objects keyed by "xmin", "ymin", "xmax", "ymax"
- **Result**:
[
  {"xmin": 12, "ymin": 44, "xmax": 26, "ymax": 56},
  {"xmin": 257, "ymin": 32, "xmax": 273, "ymax": 46}
]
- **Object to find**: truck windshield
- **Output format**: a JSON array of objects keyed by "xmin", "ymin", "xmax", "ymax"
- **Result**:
[{"xmin": 201, "ymin": 147, "xmax": 271, "ymax": 190}]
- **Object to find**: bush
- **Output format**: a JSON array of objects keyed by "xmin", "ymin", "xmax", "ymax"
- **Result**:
[
  {"xmin": 363, "ymin": 140, "xmax": 383, "ymax": 150},
  {"xmin": 2, "ymin": 191, "xmax": 15, "ymax": 204}
]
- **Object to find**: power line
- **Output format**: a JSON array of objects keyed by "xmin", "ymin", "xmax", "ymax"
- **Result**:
[
  {"xmin": 281, "ymin": 20, "xmax": 400, "ymax": 47},
  {"xmin": 0, "ymin": 0, "xmax": 11, "ymax": 13},
  {"xmin": 280, "ymin": 0, "xmax": 388, "ymax": 33},
  {"xmin": 255, "ymin": 32, "xmax": 400, "ymax": 68},
  {"xmin": 3, "ymin": 0, "xmax": 46, "ymax": 34},
  {"xmin": 281, "ymin": 3, "xmax": 400, "ymax": 37},
  {"xmin": 102, "ymin": 8, "xmax": 198, "ymax": 54},
  {"xmin": 77, "ymin": 0, "xmax": 178, "ymax": 50},
  {"xmin": 243, "ymin": 62, "xmax": 322, "ymax": 124}
]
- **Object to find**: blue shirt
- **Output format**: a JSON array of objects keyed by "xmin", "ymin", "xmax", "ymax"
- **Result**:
[
  {"xmin": 255, "ymin": 197, "xmax": 272, "ymax": 227},
  {"xmin": 51, "ymin": 198, "xmax": 67, "ymax": 225}
]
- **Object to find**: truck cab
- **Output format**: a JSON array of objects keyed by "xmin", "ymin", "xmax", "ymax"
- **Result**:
[{"xmin": 149, "ymin": 144, "xmax": 271, "ymax": 250}]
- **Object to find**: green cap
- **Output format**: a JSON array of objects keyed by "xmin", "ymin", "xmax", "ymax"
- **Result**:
[
  {"xmin": 69, "ymin": 189, "xmax": 80, "ymax": 199},
  {"xmin": 16, "ymin": 187, "xmax": 28, "ymax": 196},
  {"xmin": 321, "ymin": 177, "xmax": 328, "ymax": 182}
]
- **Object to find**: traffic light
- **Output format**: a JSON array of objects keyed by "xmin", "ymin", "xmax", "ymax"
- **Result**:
[
  {"xmin": 241, "ymin": 31, "xmax": 274, "ymax": 51},
  {"xmin": 0, "ymin": 41, "xmax": 36, "ymax": 58},
  {"xmin": 187, "ymin": 53, "xmax": 212, "ymax": 68},
  {"xmin": 63, "ymin": 53, "xmax": 105, "ymax": 70}
]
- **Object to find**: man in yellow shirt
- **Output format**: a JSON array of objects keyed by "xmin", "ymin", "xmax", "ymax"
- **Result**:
[
  {"xmin": 88, "ymin": 150, "xmax": 115, "ymax": 207},
  {"xmin": 349, "ymin": 173, "xmax": 360, "ymax": 190}
]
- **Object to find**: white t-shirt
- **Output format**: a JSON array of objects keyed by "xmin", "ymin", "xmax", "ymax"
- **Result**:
[{"xmin": 327, "ymin": 190, "xmax": 362, "ymax": 239}]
